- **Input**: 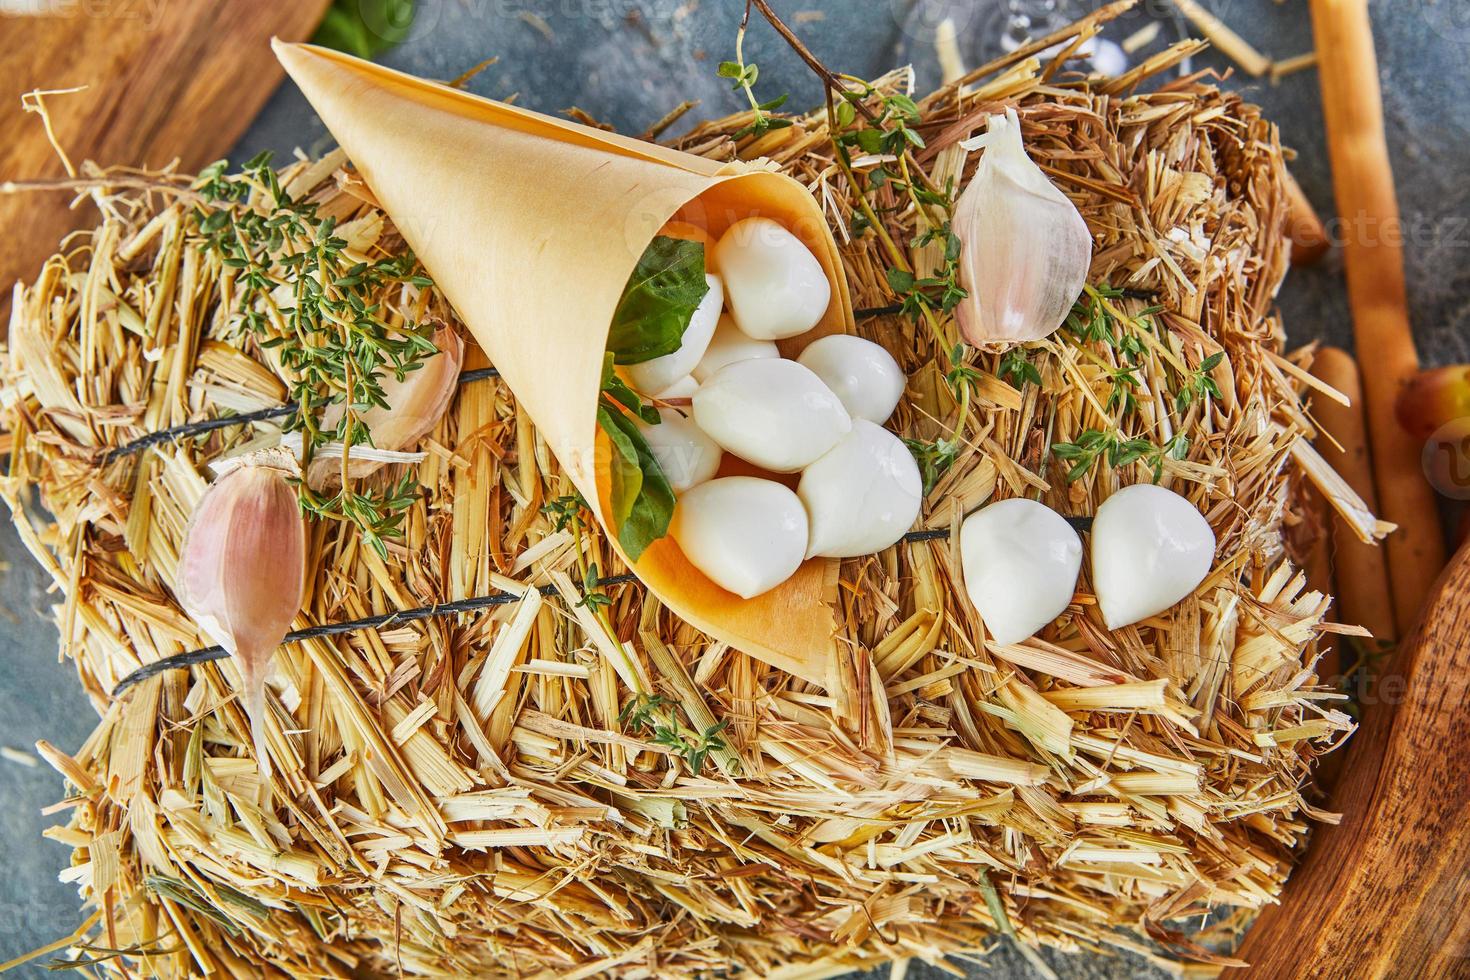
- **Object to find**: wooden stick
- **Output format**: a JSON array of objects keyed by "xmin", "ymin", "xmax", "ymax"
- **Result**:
[
  {"xmin": 1310, "ymin": 0, "xmax": 1445, "ymax": 631},
  {"xmin": 1312, "ymin": 347, "xmax": 1397, "ymax": 642},
  {"xmin": 1283, "ymin": 169, "xmax": 1330, "ymax": 266}
]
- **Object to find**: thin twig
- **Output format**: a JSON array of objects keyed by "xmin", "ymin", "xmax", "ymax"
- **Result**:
[
  {"xmin": 111, "ymin": 573, "xmax": 639, "ymax": 698},
  {"xmin": 106, "ymin": 520, "xmax": 1029, "ymax": 699}
]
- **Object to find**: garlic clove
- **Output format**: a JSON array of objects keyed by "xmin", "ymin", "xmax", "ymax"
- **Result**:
[
  {"xmin": 953, "ymin": 108, "xmax": 1092, "ymax": 344},
  {"xmin": 692, "ymin": 358, "xmax": 851, "ymax": 473},
  {"xmin": 313, "ymin": 323, "xmax": 464, "ymax": 487},
  {"xmin": 959, "ymin": 499, "xmax": 1083, "ymax": 647},
  {"xmin": 796, "ymin": 334, "xmax": 907, "ymax": 424},
  {"xmin": 625, "ymin": 274, "xmax": 723, "ymax": 395},
  {"xmin": 671, "ymin": 476, "xmax": 808, "ymax": 598},
  {"xmin": 651, "ymin": 374, "xmax": 701, "ymax": 400},
  {"xmin": 177, "ymin": 449, "xmax": 306, "ymax": 779},
  {"xmin": 711, "ymin": 217, "xmax": 831, "ymax": 340},
  {"xmin": 692, "ymin": 313, "xmax": 780, "ymax": 382},
  {"xmin": 637, "ymin": 408, "xmax": 723, "ymax": 492},
  {"xmin": 798, "ymin": 420, "xmax": 921, "ymax": 558},
  {"xmin": 1090, "ymin": 484, "xmax": 1216, "ymax": 630}
]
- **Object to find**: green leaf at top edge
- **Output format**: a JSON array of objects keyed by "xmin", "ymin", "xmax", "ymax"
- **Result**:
[
  {"xmin": 607, "ymin": 236, "xmax": 710, "ymax": 365},
  {"xmin": 313, "ymin": 0, "xmax": 417, "ymax": 59}
]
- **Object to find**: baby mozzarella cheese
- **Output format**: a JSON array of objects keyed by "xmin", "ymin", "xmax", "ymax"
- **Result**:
[
  {"xmin": 637, "ymin": 409, "xmax": 722, "ymax": 492},
  {"xmin": 692, "ymin": 359, "xmax": 851, "ymax": 473},
  {"xmin": 798, "ymin": 421, "xmax": 921, "ymax": 558},
  {"xmin": 797, "ymin": 335, "xmax": 906, "ymax": 424},
  {"xmin": 693, "ymin": 314, "xmax": 780, "ymax": 382},
  {"xmin": 711, "ymin": 217, "xmax": 831, "ymax": 340},
  {"xmin": 651, "ymin": 375, "xmax": 700, "ymax": 399},
  {"xmin": 624, "ymin": 274, "xmax": 723, "ymax": 395},
  {"xmin": 1090, "ymin": 484, "xmax": 1216, "ymax": 630},
  {"xmin": 960, "ymin": 499, "xmax": 1083, "ymax": 647},
  {"xmin": 671, "ymin": 477, "xmax": 808, "ymax": 599}
]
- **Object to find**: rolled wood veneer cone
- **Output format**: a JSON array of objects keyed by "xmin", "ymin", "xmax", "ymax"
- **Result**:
[{"xmin": 273, "ymin": 41, "xmax": 856, "ymax": 682}]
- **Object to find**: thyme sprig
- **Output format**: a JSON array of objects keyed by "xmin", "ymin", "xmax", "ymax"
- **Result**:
[
  {"xmin": 1051, "ymin": 428, "xmax": 1189, "ymax": 484},
  {"xmin": 1065, "ymin": 285, "xmax": 1156, "ymax": 365},
  {"xmin": 194, "ymin": 151, "xmax": 438, "ymax": 559},
  {"xmin": 904, "ymin": 436, "xmax": 960, "ymax": 497},
  {"xmin": 720, "ymin": 7, "xmax": 792, "ymax": 140},
  {"xmin": 998, "ymin": 348, "xmax": 1041, "ymax": 390},
  {"xmin": 619, "ymin": 693, "xmax": 730, "ymax": 776},
  {"xmin": 1176, "ymin": 352, "xmax": 1225, "ymax": 411}
]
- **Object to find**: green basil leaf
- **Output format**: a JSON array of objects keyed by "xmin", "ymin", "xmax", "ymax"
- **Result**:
[
  {"xmin": 601, "ymin": 353, "xmax": 661, "ymax": 424},
  {"xmin": 313, "ymin": 0, "xmax": 416, "ymax": 59},
  {"xmin": 607, "ymin": 236, "xmax": 709, "ymax": 365},
  {"xmin": 597, "ymin": 401, "xmax": 675, "ymax": 560}
]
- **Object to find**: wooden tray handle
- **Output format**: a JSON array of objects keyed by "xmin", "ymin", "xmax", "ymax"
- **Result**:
[{"xmin": 1230, "ymin": 543, "xmax": 1470, "ymax": 976}]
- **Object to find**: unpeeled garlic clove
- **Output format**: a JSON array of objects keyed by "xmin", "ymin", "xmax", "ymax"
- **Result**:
[
  {"xmin": 671, "ymin": 476, "xmax": 808, "ymax": 598},
  {"xmin": 953, "ymin": 108, "xmax": 1092, "ymax": 344},
  {"xmin": 637, "ymin": 408, "xmax": 723, "ymax": 492},
  {"xmin": 711, "ymin": 217, "xmax": 831, "ymax": 340},
  {"xmin": 625, "ymin": 274, "xmax": 723, "ymax": 395},
  {"xmin": 796, "ymin": 334, "xmax": 906, "ymax": 424},
  {"xmin": 693, "ymin": 358, "xmax": 851, "ymax": 472},
  {"xmin": 798, "ymin": 420, "xmax": 921, "ymax": 558},
  {"xmin": 313, "ymin": 323, "xmax": 464, "ymax": 486},
  {"xmin": 692, "ymin": 313, "xmax": 780, "ymax": 382},
  {"xmin": 960, "ymin": 499, "xmax": 1082, "ymax": 646},
  {"xmin": 1091, "ymin": 484, "xmax": 1216, "ymax": 630},
  {"xmin": 177, "ymin": 449, "xmax": 306, "ymax": 779}
]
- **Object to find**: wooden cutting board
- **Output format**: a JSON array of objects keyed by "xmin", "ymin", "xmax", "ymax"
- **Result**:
[
  {"xmin": 1231, "ymin": 543, "xmax": 1470, "ymax": 976},
  {"xmin": 0, "ymin": 1, "xmax": 330, "ymax": 307}
]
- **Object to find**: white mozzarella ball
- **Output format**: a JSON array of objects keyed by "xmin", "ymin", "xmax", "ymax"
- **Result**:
[
  {"xmin": 1091, "ymin": 484, "xmax": 1216, "ymax": 630},
  {"xmin": 671, "ymin": 477, "xmax": 808, "ymax": 599},
  {"xmin": 692, "ymin": 358, "xmax": 851, "ymax": 473},
  {"xmin": 798, "ymin": 420, "xmax": 922, "ymax": 558},
  {"xmin": 624, "ymin": 274, "xmax": 723, "ymax": 395},
  {"xmin": 796, "ymin": 334, "xmax": 906, "ymax": 424},
  {"xmin": 637, "ymin": 409, "xmax": 722, "ymax": 492},
  {"xmin": 651, "ymin": 375, "xmax": 700, "ymax": 400},
  {"xmin": 711, "ymin": 217, "xmax": 831, "ymax": 340},
  {"xmin": 960, "ymin": 499, "xmax": 1083, "ymax": 647},
  {"xmin": 692, "ymin": 314, "xmax": 780, "ymax": 382}
]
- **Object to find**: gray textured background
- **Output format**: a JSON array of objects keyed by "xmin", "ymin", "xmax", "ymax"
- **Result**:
[{"xmin": 2, "ymin": 0, "xmax": 1467, "ymax": 976}]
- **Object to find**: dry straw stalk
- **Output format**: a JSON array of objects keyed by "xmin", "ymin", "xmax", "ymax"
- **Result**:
[{"xmin": 0, "ymin": 9, "xmax": 1375, "ymax": 977}]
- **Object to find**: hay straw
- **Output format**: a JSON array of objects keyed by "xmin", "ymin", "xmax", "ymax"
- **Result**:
[{"xmin": 0, "ymin": 14, "xmax": 1368, "ymax": 977}]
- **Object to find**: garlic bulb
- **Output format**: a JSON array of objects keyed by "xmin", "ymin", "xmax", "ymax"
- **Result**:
[
  {"xmin": 626, "ymin": 274, "xmax": 723, "ymax": 395},
  {"xmin": 796, "ymin": 335, "xmax": 906, "ymax": 424},
  {"xmin": 637, "ymin": 408, "xmax": 723, "ymax": 492},
  {"xmin": 711, "ymin": 217, "xmax": 831, "ymax": 340},
  {"xmin": 313, "ymin": 323, "xmax": 464, "ymax": 485},
  {"xmin": 798, "ymin": 420, "xmax": 921, "ymax": 558},
  {"xmin": 693, "ymin": 314, "xmax": 780, "ymax": 382},
  {"xmin": 692, "ymin": 358, "xmax": 851, "ymax": 473},
  {"xmin": 177, "ymin": 450, "xmax": 306, "ymax": 779},
  {"xmin": 953, "ymin": 108, "xmax": 1092, "ymax": 344},
  {"xmin": 671, "ymin": 476, "xmax": 808, "ymax": 598},
  {"xmin": 1091, "ymin": 484, "xmax": 1216, "ymax": 630},
  {"xmin": 960, "ymin": 499, "xmax": 1082, "ymax": 646}
]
